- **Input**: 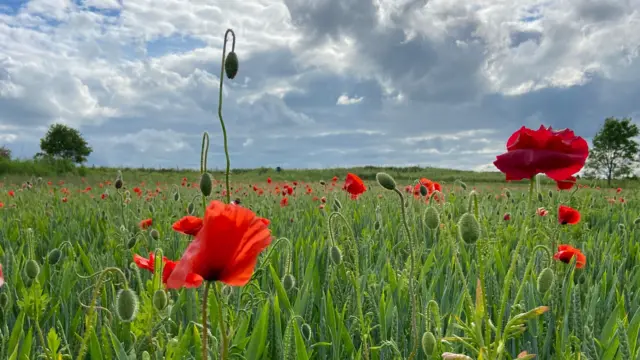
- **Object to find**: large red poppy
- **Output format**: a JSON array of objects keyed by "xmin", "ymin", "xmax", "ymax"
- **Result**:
[
  {"xmin": 172, "ymin": 216, "xmax": 203, "ymax": 236},
  {"xmin": 558, "ymin": 205, "xmax": 580, "ymax": 225},
  {"xmin": 343, "ymin": 173, "xmax": 366, "ymax": 199},
  {"xmin": 553, "ymin": 245, "xmax": 586, "ymax": 268},
  {"xmin": 493, "ymin": 125, "xmax": 588, "ymax": 181},
  {"xmin": 556, "ymin": 176, "xmax": 576, "ymax": 190},
  {"xmin": 133, "ymin": 253, "xmax": 203, "ymax": 287},
  {"xmin": 166, "ymin": 200, "xmax": 273, "ymax": 288}
]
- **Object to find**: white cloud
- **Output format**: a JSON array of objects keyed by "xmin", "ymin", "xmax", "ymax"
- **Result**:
[{"xmin": 336, "ymin": 94, "xmax": 364, "ymax": 105}]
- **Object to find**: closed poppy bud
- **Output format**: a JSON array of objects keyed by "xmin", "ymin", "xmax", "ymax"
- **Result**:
[
  {"xmin": 148, "ymin": 204, "xmax": 155, "ymax": 213},
  {"xmin": 141, "ymin": 351, "xmax": 151, "ymax": 360},
  {"xmin": 0, "ymin": 293, "xmax": 8, "ymax": 309},
  {"xmin": 225, "ymin": 51, "xmax": 239, "ymax": 79},
  {"xmin": 200, "ymin": 173, "xmax": 213, "ymax": 197},
  {"xmin": 330, "ymin": 246, "xmax": 342, "ymax": 265},
  {"xmin": 374, "ymin": 220, "xmax": 381, "ymax": 231},
  {"xmin": 187, "ymin": 202, "xmax": 195, "ymax": 215},
  {"xmin": 152, "ymin": 289, "xmax": 168, "ymax": 311},
  {"xmin": 537, "ymin": 267, "xmax": 555, "ymax": 293},
  {"xmin": 548, "ymin": 189, "xmax": 553, "ymax": 198},
  {"xmin": 376, "ymin": 172, "xmax": 396, "ymax": 191},
  {"xmin": 424, "ymin": 207, "xmax": 440, "ymax": 230},
  {"xmin": 127, "ymin": 237, "xmax": 137, "ymax": 249},
  {"xmin": 149, "ymin": 229, "xmax": 160, "ymax": 240},
  {"xmin": 458, "ymin": 213, "xmax": 480, "ymax": 244},
  {"xmin": 419, "ymin": 185, "xmax": 428, "ymax": 196},
  {"xmin": 282, "ymin": 274, "xmax": 295, "ymax": 291},
  {"xmin": 320, "ymin": 180, "xmax": 326, "ymax": 185},
  {"xmin": 333, "ymin": 199, "xmax": 342, "ymax": 212},
  {"xmin": 459, "ymin": 181, "xmax": 467, "ymax": 190},
  {"xmin": 116, "ymin": 288, "xmax": 139, "ymax": 322},
  {"xmin": 618, "ymin": 223, "xmax": 626, "ymax": 232},
  {"xmin": 537, "ymin": 192, "xmax": 543, "ymax": 202},
  {"xmin": 173, "ymin": 191, "xmax": 180, "ymax": 201},
  {"xmin": 505, "ymin": 189, "xmax": 511, "ymax": 198},
  {"xmin": 421, "ymin": 331, "xmax": 436, "ymax": 355},
  {"xmin": 301, "ymin": 323, "xmax": 312, "ymax": 341},
  {"xmin": 25, "ymin": 259, "xmax": 40, "ymax": 279},
  {"xmin": 48, "ymin": 248, "xmax": 62, "ymax": 265},
  {"xmin": 115, "ymin": 178, "xmax": 123, "ymax": 189}
]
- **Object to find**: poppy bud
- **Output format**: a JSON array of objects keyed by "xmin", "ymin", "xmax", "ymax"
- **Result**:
[
  {"xmin": 115, "ymin": 178, "xmax": 123, "ymax": 189},
  {"xmin": 333, "ymin": 199, "xmax": 342, "ymax": 212},
  {"xmin": 224, "ymin": 51, "xmax": 239, "ymax": 79},
  {"xmin": 282, "ymin": 274, "xmax": 295, "ymax": 291},
  {"xmin": 320, "ymin": 180, "xmax": 326, "ymax": 185},
  {"xmin": 459, "ymin": 181, "xmax": 467, "ymax": 190},
  {"xmin": 424, "ymin": 207, "xmax": 440, "ymax": 230},
  {"xmin": 458, "ymin": 213, "xmax": 480, "ymax": 244},
  {"xmin": 330, "ymin": 246, "xmax": 342, "ymax": 265},
  {"xmin": 0, "ymin": 293, "xmax": 8, "ymax": 309},
  {"xmin": 548, "ymin": 190, "xmax": 553, "ymax": 198},
  {"xmin": 127, "ymin": 237, "xmax": 137, "ymax": 249},
  {"xmin": 149, "ymin": 229, "xmax": 160, "ymax": 240},
  {"xmin": 505, "ymin": 189, "xmax": 511, "ymax": 198},
  {"xmin": 301, "ymin": 323, "xmax": 312, "ymax": 341},
  {"xmin": 618, "ymin": 224, "xmax": 626, "ymax": 232},
  {"xmin": 173, "ymin": 191, "xmax": 180, "ymax": 201},
  {"xmin": 153, "ymin": 289, "xmax": 168, "ymax": 311},
  {"xmin": 537, "ymin": 267, "xmax": 555, "ymax": 294},
  {"xmin": 374, "ymin": 221, "xmax": 381, "ymax": 231},
  {"xmin": 142, "ymin": 351, "xmax": 151, "ymax": 360},
  {"xmin": 537, "ymin": 192, "xmax": 543, "ymax": 202},
  {"xmin": 467, "ymin": 190, "xmax": 478, "ymax": 214},
  {"xmin": 25, "ymin": 259, "xmax": 40, "ymax": 279},
  {"xmin": 148, "ymin": 204, "xmax": 155, "ymax": 213},
  {"xmin": 375, "ymin": 172, "xmax": 396, "ymax": 191},
  {"xmin": 421, "ymin": 331, "xmax": 436, "ymax": 355},
  {"xmin": 419, "ymin": 185, "xmax": 428, "ymax": 197},
  {"xmin": 116, "ymin": 288, "xmax": 139, "ymax": 322},
  {"xmin": 200, "ymin": 173, "xmax": 213, "ymax": 197},
  {"xmin": 48, "ymin": 248, "xmax": 62, "ymax": 265}
]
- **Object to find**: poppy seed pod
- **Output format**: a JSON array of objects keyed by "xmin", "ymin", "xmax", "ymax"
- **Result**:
[
  {"xmin": 152, "ymin": 289, "xmax": 168, "ymax": 311},
  {"xmin": 224, "ymin": 52, "xmax": 239, "ymax": 79},
  {"xmin": 200, "ymin": 173, "xmax": 213, "ymax": 197},
  {"xmin": 458, "ymin": 213, "xmax": 480, "ymax": 244},
  {"xmin": 330, "ymin": 246, "xmax": 343, "ymax": 265},
  {"xmin": 116, "ymin": 288, "xmax": 139, "ymax": 322},
  {"xmin": 48, "ymin": 248, "xmax": 62, "ymax": 265},
  {"xmin": 424, "ymin": 207, "xmax": 440, "ymax": 230},
  {"xmin": 25, "ymin": 259, "xmax": 40, "ymax": 279},
  {"xmin": 301, "ymin": 323, "xmax": 312, "ymax": 341},
  {"xmin": 421, "ymin": 331, "xmax": 436, "ymax": 355},
  {"xmin": 282, "ymin": 274, "xmax": 296, "ymax": 291},
  {"xmin": 0, "ymin": 293, "xmax": 8, "ymax": 309},
  {"xmin": 375, "ymin": 172, "xmax": 396, "ymax": 191},
  {"xmin": 537, "ymin": 267, "xmax": 555, "ymax": 294}
]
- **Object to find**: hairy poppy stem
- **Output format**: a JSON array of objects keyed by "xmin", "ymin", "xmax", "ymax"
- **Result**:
[
  {"xmin": 212, "ymin": 282, "xmax": 229, "ymax": 360},
  {"xmin": 202, "ymin": 281, "xmax": 210, "ymax": 360},
  {"xmin": 217, "ymin": 29, "xmax": 235, "ymax": 204}
]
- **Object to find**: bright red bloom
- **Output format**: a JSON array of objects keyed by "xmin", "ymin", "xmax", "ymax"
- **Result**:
[
  {"xmin": 133, "ymin": 253, "xmax": 203, "ymax": 286},
  {"xmin": 343, "ymin": 173, "xmax": 366, "ymax": 199},
  {"xmin": 332, "ymin": 176, "xmax": 338, "ymax": 182},
  {"xmin": 166, "ymin": 201, "xmax": 273, "ymax": 288},
  {"xmin": 558, "ymin": 205, "xmax": 580, "ymax": 225},
  {"xmin": 172, "ymin": 216, "xmax": 204, "ymax": 236},
  {"xmin": 280, "ymin": 196, "xmax": 289, "ymax": 207},
  {"xmin": 139, "ymin": 218, "xmax": 153, "ymax": 229},
  {"xmin": 493, "ymin": 125, "xmax": 588, "ymax": 181},
  {"xmin": 267, "ymin": 177, "xmax": 272, "ymax": 184},
  {"xmin": 556, "ymin": 176, "xmax": 576, "ymax": 190},
  {"xmin": 553, "ymin": 245, "xmax": 586, "ymax": 268}
]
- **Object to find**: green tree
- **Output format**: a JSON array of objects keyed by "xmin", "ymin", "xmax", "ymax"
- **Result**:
[
  {"xmin": 585, "ymin": 117, "xmax": 639, "ymax": 185},
  {"xmin": 39, "ymin": 123, "xmax": 93, "ymax": 164}
]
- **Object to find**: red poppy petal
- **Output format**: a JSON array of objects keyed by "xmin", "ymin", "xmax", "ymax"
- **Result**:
[{"xmin": 218, "ymin": 218, "xmax": 273, "ymax": 286}]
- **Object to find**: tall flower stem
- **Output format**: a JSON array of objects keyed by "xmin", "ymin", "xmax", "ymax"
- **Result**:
[
  {"xmin": 213, "ymin": 282, "xmax": 229, "ymax": 360},
  {"xmin": 217, "ymin": 29, "xmax": 235, "ymax": 204},
  {"xmin": 201, "ymin": 282, "xmax": 210, "ymax": 360}
]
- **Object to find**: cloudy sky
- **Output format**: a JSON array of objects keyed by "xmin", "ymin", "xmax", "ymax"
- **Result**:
[{"xmin": 1, "ymin": 0, "xmax": 639, "ymax": 170}]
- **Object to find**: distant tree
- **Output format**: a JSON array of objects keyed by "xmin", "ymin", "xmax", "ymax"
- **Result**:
[
  {"xmin": 39, "ymin": 123, "xmax": 93, "ymax": 164},
  {"xmin": 0, "ymin": 145, "xmax": 10, "ymax": 160},
  {"xmin": 585, "ymin": 117, "xmax": 639, "ymax": 185}
]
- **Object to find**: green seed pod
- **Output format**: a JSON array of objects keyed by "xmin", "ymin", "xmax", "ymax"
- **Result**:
[
  {"xmin": 424, "ymin": 207, "xmax": 440, "ymax": 230},
  {"xmin": 225, "ymin": 51, "xmax": 239, "ymax": 79},
  {"xmin": 115, "ymin": 178, "xmax": 123, "ymax": 189},
  {"xmin": 25, "ymin": 259, "xmax": 40, "ymax": 280},
  {"xmin": 141, "ymin": 351, "xmax": 151, "ymax": 360},
  {"xmin": 301, "ymin": 323, "xmax": 312, "ymax": 341},
  {"xmin": 149, "ymin": 229, "xmax": 160, "ymax": 240},
  {"xmin": 173, "ymin": 191, "xmax": 180, "ymax": 201},
  {"xmin": 419, "ymin": 185, "xmax": 428, "ymax": 197},
  {"xmin": 458, "ymin": 213, "xmax": 480, "ymax": 244},
  {"xmin": 375, "ymin": 172, "xmax": 396, "ymax": 191},
  {"xmin": 330, "ymin": 246, "xmax": 342, "ymax": 265},
  {"xmin": 0, "ymin": 293, "xmax": 9, "ymax": 309},
  {"xmin": 537, "ymin": 267, "xmax": 555, "ymax": 294},
  {"xmin": 116, "ymin": 288, "xmax": 139, "ymax": 322},
  {"xmin": 153, "ymin": 289, "xmax": 168, "ymax": 311},
  {"xmin": 332, "ymin": 199, "xmax": 342, "ymax": 212},
  {"xmin": 48, "ymin": 248, "xmax": 62, "ymax": 265},
  {"xmin": 127, "ymin": 237, "xmax": 137, "ymax": 249},
  {"xmin": 200, "ymin": 173, "xmax": 213, "ymax": 197},
  {"xmin": 282, "ymin": 274, "xmax": 296, "ymax": 291},
  {"xmin": 187, "ymin": 202, "xmax": 195, "ymax": 215},
  {"xmin": 421, "ymin": 331, "xmax": 436, "ymax": 355}
]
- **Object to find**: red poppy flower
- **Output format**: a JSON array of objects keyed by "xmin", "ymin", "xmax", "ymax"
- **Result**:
[
  {"xmin": 280, "ymin": 196, "xmax": 289, "ymax": 207},
  {"xmin": 343, "ymin": 173, "xmax": 366, "ymax": 199},
  {"xmin": 166, "ymin": 200, "xmax": 273, "ymax": 288},
  {"xmin": 133, "ymin": 253, "xmax": 203, "ymax": 286},
  {"xmin": 493, "ymin": 125, "xmax": 588, "ymax": 181},
  {"xmin": 172, "ymin": 216, "xmax": 204, "ymax": 236},
  {"xmin": 8, "ymin": 190, "xmax": 14, "ymax": 197},
  {"xmin": 503, "ymin": 213, "xmax": 511, "ymax": 221},
  {"xmin": 267, "ymin": 177, "xmax": 272, "ymax": 184},
  {"xmin": 556, "ymin": 176, "xmax": 576, "ymax": 190},
  {"xmin": 537, "ymin": 207, "xmax": 548, "ymax": 216},
  {"xmin": 558, "ymin": 205, "xmax": 580, "ymax": 225},
  {"xmin": 139, "ymin": 218, "xmax": 153, "ymax": 229},
  {"xmin": 616, "ymin": 187, "xmax": 622, "ymax": 193},
  {"xmin": 553, "ymin": 245, "xmax": 586, "ymax": 268}
]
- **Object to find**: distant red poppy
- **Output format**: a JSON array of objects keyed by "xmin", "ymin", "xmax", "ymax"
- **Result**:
[
  {"xmin": 139, "ymin": 218, "xmax": 153, "ymax": 229},
  {"xmin": 332, "ymin": 176, "xmax": 338, "ymax": 182},
  {"xmin": 0, "ymin": 263, "xmax": 4, "ymax": 287},
  {"xmin": 537, "ymin": 207, "xmax": 548, "ymax": 217},
  {"xmin": 503, "ymin": 213, "xmax": 511, "ymax": 221},
  {"xmin": 493, "ymin": 126, "xmax": 588, "ymax": 182},
  {"xmin": 558, "ymin": 205, "xmax": 580, "ymax": 225},
  {"xmin": 133, "ymin": 253, "xmax": 203, "ymax": 286},
  {"xmin": 343, "ymin": 173, "xmax": 366, "ymax": 199},
  {"xmin": 556, "ymin": 176, "xmax": 576, "ymax": 190},
  {"xmin": 267, "ymin": 177, "xmax": 272, "ymax": 184},
  {"xmin": 554, "ymin": 245, "xmax": 586, "ymax": 268},
  {"xmin": 8, "ymin": 190, "xmax": 14, "ymax": 197},
  {"xmin": 166, "ymin": 200, "xmax": 273, "ymax": 288},
  {"xmin": 616, "ymin": 187, "xmax": 622, "ymax": 193},
  {"xmin": 280, "ymin": 196, "xmax": 289, "ymax": 207},
  {"xmin": 172, "ymin": 216, "xmax": 204, "ymax": 236}
]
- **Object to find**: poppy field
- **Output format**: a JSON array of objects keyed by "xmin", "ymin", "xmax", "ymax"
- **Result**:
[{"xmin": 1, "ymin": 30, "xmax": 640, "ymax": 360}]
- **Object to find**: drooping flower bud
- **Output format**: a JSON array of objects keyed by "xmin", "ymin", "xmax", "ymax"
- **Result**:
[
  {"xmin": 505, "ymin": 189, "xmax": 511, "ymax": 198},
  {"xmin": 375, "ymin": 172, "xmax": 396, "ymax": 191},
  {"xmin": 127, "ymin": 237, "xmax": 137, "ymax": 249},
  {"xmin": 459, "ymin": 181, "xmax": 467, "ymax": 190},
  {"xmin": 282, "ymin": 274, "xmax": 296, "ymax": 291},
  {"xmin": 332, "ymin": 199, "xmax": 342, "ymax": 212},
  {"xmin": 173, "ymin": 191, "xmax": 180, "ymax": 201},
  {"xmin": 330, "ymin": 246, "xmax": 343, "ymax": 265},
  {"xmin": 200, "ymin": 173, "xmax": 213, "ymax": 197},
  {"xmin": 224, "ymin": 51, "xmax": 239, "ymax": 79},
  {"xmin": 458, "ymin": 213, "xmax": 480, "ymax": 244},
  {"xmin": 537, "ymin": 267, "xmax": 555, "ymax": 294},
  {"xmin": 537, "ymin": 192, "xmax": 544, "ymax": 202},
  {"xmin": 421, "ymin": 331, "xmax": 436, "ymax": 355},
  {"xmin": 149, "ymin": 229, "xmax": 160, "ymax": 240},
  {"xmin": 548, "ymin": 189, "xmax": 553, "ymax": 198},
  {"xmin": 374, "ymin": 221, "xmax": 381, "ymax": 231},
  {"xmin": 187, "ymin": 202, "xmax": 195, "ymax": 215},
  {"xmin": 48, "ymin": 248, "xmax": 62, "ymax": 265},
  {"xmin": 116, "ymin": 288, "xmax": 139, "ymax": 322},
  {"xmin": 148, "ymin": 204, "xmax": 155, "ymax": 213},
  {"xmin": 153, "ymin": 289, "xmax": 168, "ymax": 311},
  {"xmin": 25, "ymin": 259, "xmax": 40, "ymax": 279},
  {"xmin": 424, "ymin": 207, "xmax": 440, "ymax": 230}
]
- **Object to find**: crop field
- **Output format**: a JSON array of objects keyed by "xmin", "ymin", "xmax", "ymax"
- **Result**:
[{"xmin": 0, "ymin": 165, "xmax": 638, "ymax": 360}]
